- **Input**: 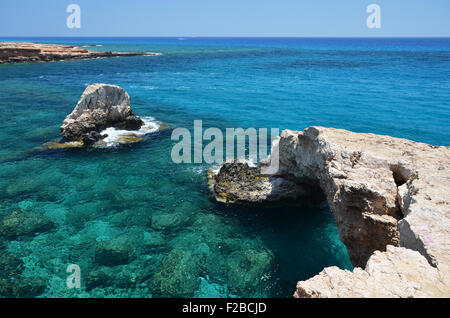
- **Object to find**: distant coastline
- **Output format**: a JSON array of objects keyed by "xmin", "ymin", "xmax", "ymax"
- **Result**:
[{"xmin": 0, "ymin": 41, "xmax": 160, "ymax": 64}]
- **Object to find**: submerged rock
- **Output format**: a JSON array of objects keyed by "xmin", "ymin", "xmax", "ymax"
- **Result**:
[
  {"xmin": 152, "ymin": 249, "xmax": 202, "ymax": 297},
  {"xmin": 150, "ymin": 202, "xmax": 196, "ymax": 231},
  {"xmin": 226, "ymin": 248, "xmax": 275, "ymax": 296},
  {"xmin": 0, "ymin": 276, "xmax": 47, "ymax": 298},
  {"xmin": 151, "ymin": 211, "xmax": 185, "ymax": 231},
  {"xmin": 0, "ymin": 245, "xmax": 47, "ymax": 297},
  {"xmin": 60, "ymin": 84, "xmax": 144, "ymax": 141},
  {"xmin": 0, "ymin": 208, "xmax": 55, "ymax": 240},
  {"xmin": 85, "ymin": 268, "xmax": 114, "ymax": 290},
  {"xmin": 0, "ymin": 250, "xmax": 24, "ymax": 278},
  {"xmin": 94, "ymin": 236, "xmax": 134, "ymax": 267},
  {"xmin": 209, "ymin": 126, "xmax": 450, "ymax": 297},
  {"xmin": 115, "ymin": 133, "xmax": 143, "ymax": 144},
  {"xmin": 142, "ymin": 231, "xmax": 165, "ymax": 251},
  {"xmin": 42, "ymin": 140, "xmax": 84, "ymax": 150}
]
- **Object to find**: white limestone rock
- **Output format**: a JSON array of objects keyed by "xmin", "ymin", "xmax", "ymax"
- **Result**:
[
  {"xmin": 209, "ymin": 126, "xmax": 450, "ymax": 297},
  {"xmin": 60, "ymin": 84, "xmax": 143, "ymax": 142}
]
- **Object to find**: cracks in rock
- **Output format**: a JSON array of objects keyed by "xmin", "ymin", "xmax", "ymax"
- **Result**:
[
  {"xmin": 350, "ymin": 151, "xmax": 362, "ymax": 168},
  {"xmin": 391, "ymin": 164, "xmax": 416, "ymax": 220},
  {"xmin": 390, "ymin": 166, "xmax": 437, "ymax": 268},
  {"xmin": 392, "ymin": 169, "xmax": 408, "ymax": 187},
  {"xmin": 390, "ymin": 163, "xmax": 414, "ymax": 187}
]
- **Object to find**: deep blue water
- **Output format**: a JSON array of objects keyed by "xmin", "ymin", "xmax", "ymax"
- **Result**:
[{"xmin": 0, "ymin": 37, "xmax": 449, "ymax": 298}]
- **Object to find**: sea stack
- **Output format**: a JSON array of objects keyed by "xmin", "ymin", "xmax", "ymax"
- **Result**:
[
  {"xmin": 209, "ymin": 127, "xmax": 450, "ymax": 297},
  {"xmin": 60, "ymin": 84, "xmax": 144, "ymax": 144}
]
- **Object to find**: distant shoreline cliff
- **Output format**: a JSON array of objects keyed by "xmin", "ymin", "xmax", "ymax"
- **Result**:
[{"xmin": 0, "ymin": 42, "xmax": 160, "ymax": 64}]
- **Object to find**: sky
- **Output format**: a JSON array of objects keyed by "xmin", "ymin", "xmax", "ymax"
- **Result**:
[{"xmin": 0, "ymin": 0, "xmax": 449, "ymax": 37}]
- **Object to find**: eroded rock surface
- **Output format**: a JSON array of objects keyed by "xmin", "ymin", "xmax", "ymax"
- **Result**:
[
  {"xmin": 60, "ymin": 84, "xmax": 144, "ymax": 141},
  {"xmin": 209, "ymin": 126, "xmax": 450, "ymax": 297},
  {"xmin": 294, "ymin": 245, "xmax": 448, "ymax": 298},
  {"xmin": 0, "ymin": 42, "xmax": 158, "ymax": 64},
  {"xmin": 208, "ymin": 159, "xmax": 318, "ymax": 204}
]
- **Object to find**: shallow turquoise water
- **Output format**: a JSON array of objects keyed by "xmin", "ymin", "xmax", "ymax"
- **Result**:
[{"xmin": 0, "ymin": 37, "xmax": 449, "ymax": 297}]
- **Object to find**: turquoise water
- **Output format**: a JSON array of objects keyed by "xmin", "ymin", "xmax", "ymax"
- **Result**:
[{"xmin": 0, "ymin": 37, "xmax": 449, "ymax": 298}]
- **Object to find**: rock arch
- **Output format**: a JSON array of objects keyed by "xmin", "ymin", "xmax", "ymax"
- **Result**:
[{"xmin": 209, "ymin": 127, "xmax": 450, "ymax": 297}]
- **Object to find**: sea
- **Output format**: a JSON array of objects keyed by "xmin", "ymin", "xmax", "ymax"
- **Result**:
[{"xmin": 0, "ymin": 37, "xmax": 449, "ymax": 297}]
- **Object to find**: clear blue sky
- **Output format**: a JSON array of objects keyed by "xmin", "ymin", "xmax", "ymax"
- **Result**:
[{"xmin": 1, "ymin": 0, "xmax": 449, "ymax": 37}]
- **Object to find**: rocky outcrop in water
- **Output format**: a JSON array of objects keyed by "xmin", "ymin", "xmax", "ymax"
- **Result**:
[
  {"xmin": 0, "ymin": 42, "xmax": 158, "ymax": 64},
  {"xmin": 208, "ymin": 159, "xmax": 319, "ymax": 204},
  {"xmin": 209, "ymin": 126, "xmax": 450, "ymax": 297},
  {"xmin": 60, "ymin": 84, "xmax": 144, "ymax": 142}
]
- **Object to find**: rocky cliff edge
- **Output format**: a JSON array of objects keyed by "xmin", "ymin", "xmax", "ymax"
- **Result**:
[{"xmin": 209, "ymin": 127, "xmax": 450, "ymax": 297}]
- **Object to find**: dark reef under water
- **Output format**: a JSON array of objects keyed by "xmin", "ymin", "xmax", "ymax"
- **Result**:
[{"xmin": 0, "ymin": 136, "xmax": 351, "ymax": 297}]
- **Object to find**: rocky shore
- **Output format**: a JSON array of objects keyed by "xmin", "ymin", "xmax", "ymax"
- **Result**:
[
  {"xmin": 0, "ymin": 42, "xmax": 159, "ymax": 64},
  {"xmin": 209, "ymin": 127, "xmax": 450, "ymax": 297}
]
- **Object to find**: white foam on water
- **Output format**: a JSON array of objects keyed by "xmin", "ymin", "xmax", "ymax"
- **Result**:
[
  {"xmin": 243, "ymin": 159, "xmax": 257, "ymax": 167},
  {"xmin": 94, "ymin": 116, "xmax": 160, "ymax": 148},
  {"xmin": 191, "ymin": 165, "xmax": 209, "ymax": 175},
  {"xmin": 210, "ymin": 165, "xmax": 222, "ymax": 175},
  {"xmin": 66, "ymin": 141, "xmax": 83, "ymax": 147},
  {"xmin": 209, "ymin": 158, "xmax": 257, "ymax": 176},
  {"xmin": 143, "ymin": 86, "xmax": 158, "ymax": 90}
]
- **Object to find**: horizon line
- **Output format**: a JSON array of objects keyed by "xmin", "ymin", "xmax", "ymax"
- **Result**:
[{"xmin": 1, "ymin": 36, "xmax": 450, "ymax": 39}]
